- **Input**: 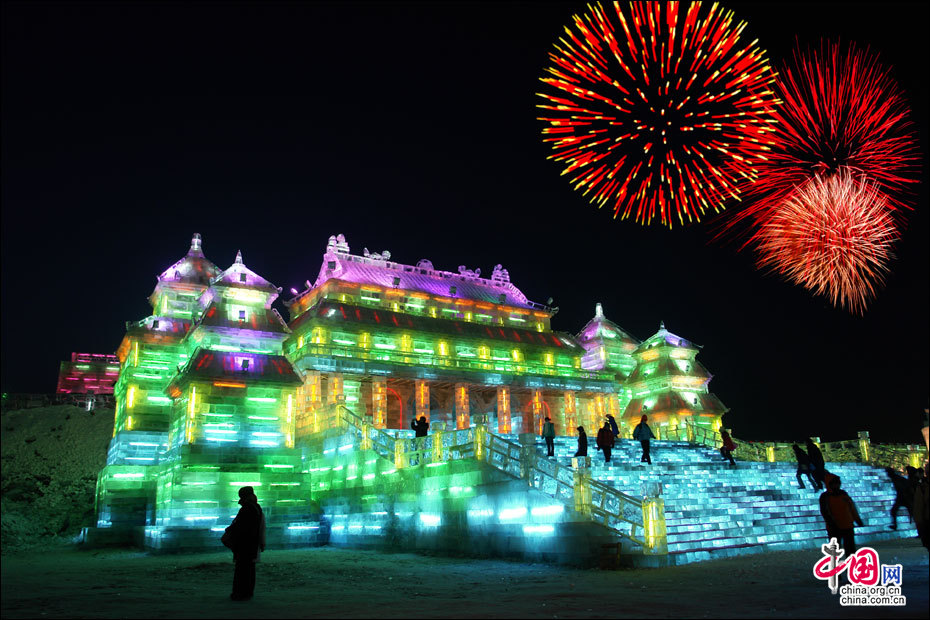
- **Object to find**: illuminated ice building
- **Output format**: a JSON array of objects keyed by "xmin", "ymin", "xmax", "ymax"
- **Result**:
[
  {"xmin": 90, "ymin": 234, "xmax": 917, "ymax": 563},
  {"xmin": 56, "ymin": 353, "xmax": 120, "ymax": 396}
]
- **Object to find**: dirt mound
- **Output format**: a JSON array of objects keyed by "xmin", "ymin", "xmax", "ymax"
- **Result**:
[{"xmin": 1, "ymin": 405, "xmax": 113, "ymax": 552}]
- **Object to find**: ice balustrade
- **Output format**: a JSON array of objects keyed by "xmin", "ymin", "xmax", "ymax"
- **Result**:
[
  {"xmin": 654, "ymin": 419, "xmax": 721, "ymax": 447},
  {"xmin": 292, "ymin": 343, "xmax": 607, "ymax": 381},
  {"xmin": 656, "ymin": 420, "xmax": 927, "ymax": 471},
  {"xmin": 867, "ymin": 442, "xmax": 927, "ymax": 470},
  {"xmin": 728, "ymin": 433, "xmax": 927, "ymax": 470},
  {"xmin": 327, "ymin": 405, "xmax": 652, "ymax": 551}
]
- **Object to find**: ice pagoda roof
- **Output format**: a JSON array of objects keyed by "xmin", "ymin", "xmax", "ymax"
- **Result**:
[
  {"xmin": 626, "ymin": 357, "xmax": 711, "ymax": 384},
  {"xmin": 305, "ymin": 234, "xmax": 550, "ymax": 311},
  {"xmin": 624, "ymin": 391, "xmax": 728, "ymax": 420},
  {"xmin": 199, "ymin": 303, "xmax": 289, "ymax": 334},
  {"xmin": 173, "ymin": 348, "xmax": 301, "ymax": 386},
  {"xmin": 575, "ymin": 303, "xmax": 640, "ymax": 349},
  {"xmin": 634, "ymin": 321, "xmax": 699, "ymax": 354},
  {"xmin": 157, "ymin": 233, "xmax": 222, "ymax": 285},
  {"xmin": 290, "ymin": 300, "xmax": 580, "ymax": 351},
  {"xmin": 211, "ymin": 251, "xmax": 280, "ymax": 294}
]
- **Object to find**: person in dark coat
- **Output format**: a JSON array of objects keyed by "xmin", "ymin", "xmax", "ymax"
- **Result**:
[
  {"xmin": 541, "ymin": 416, "xmax": 556, "ymax": 457},
  {"xmin": 819, "ymin": 475, "xmax": 864, "ymax": 556},
  {"xmin": 913, "ymin": 465, "xmax": 930, "ymax": 552},
  {"xmin": 606, "ymin": 414, "xmax": 620, "ymax": 439},
  {"xmin": 886, "ymin": 467, "xmax": 917, "ymax": 530},
  {"xmin": 806, "ymin": 438, "xmax": 826, "ymax": 490},
  {"xmin": 225, "ymin": 486, "xmax": 266, "ymax": 601},
  {"xmin": 632, "ymin": 415, "xmax": 655, "ymax": 465},
  {"xmin": 792, "ymin": 444, "xmax": 817, "ymax": 489},
  {"xmin": 573, "ymin": 426, "xmax": 588, "ymax": 457},
  {"xmin": 411, "ymin": 416, "xmax": 429, "ymax": 438},
  {"xmin": 719, "ymin": 430, "xmax": 737, "ymax": 466},
  {"xmin": 596, "ymin": 422, "xmax": 615, "ymax": 463}
]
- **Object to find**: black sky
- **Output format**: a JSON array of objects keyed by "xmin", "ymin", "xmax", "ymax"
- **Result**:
[{"xmin": 2, "ymin": 1, "xmax": 927, "ymax": 443}]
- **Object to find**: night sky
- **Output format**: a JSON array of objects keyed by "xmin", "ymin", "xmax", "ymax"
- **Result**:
[{"xmin": 2, "ymin": 2, "xmax": 927, "ymax": 443}]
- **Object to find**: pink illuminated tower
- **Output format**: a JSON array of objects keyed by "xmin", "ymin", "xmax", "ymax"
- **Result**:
[{"xmin": 56, "ymin": 352, "xmax": 120, "ymax": 395}]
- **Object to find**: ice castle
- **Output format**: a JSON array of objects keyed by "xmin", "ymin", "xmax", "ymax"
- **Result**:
[{"xmin": 88, "ymin": 234, "xmax": 924, "ymax": 564}]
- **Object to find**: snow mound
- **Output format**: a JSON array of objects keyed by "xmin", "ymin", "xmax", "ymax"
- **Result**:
[{"xmin": 1, "ymin": 405, "xmax": 113, "ymax": 552}]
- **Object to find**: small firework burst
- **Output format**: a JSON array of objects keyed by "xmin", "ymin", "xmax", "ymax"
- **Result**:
[
  {"xmin": 727, "ymin": 40, "xmax": 920, "ymax": 238},
  {"xmin": 536, "ymin": 1, "xmax": 778, "ymax": 228},
  {"xmin": 755, "ymin": 172, "xmax": 898, "ymax": 314}
]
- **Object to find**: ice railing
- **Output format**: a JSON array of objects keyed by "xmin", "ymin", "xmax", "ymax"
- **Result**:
[
  {"xmin": 740, "ymin": 434, "xmax": 927, "ymax": 470},
  {"xmin": 654, "ymin": 419, "xmax": 721, "ymax": 448},
  {"xmin": 328, "ymin": 405, "xmax": 655, "ymax": 551},
  {"xmin": 655, "ymin": 420, "xmax": 928, "ymax": 471},
  {"xmin": 295, "ymin": 343, "xmax": 614, "ymax": 381}
]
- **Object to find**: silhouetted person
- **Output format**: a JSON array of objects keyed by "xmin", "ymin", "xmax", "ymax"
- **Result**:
[
  {"xmin": 606, "ymin": 414, "xmax": 620, "ymax": 439},
  {"xmin": 224, "ymin": 486, "xmax": 266, "ymax": 601},
  {"xmin": 596, "ymin": 422, "xmax": 615, "ymax": 463},
  {"xmin": 573, "ymin": 426, "xmax": 588, "ymax": 458},
  {"xmin": 806, "ymin": 438, "xmax": 826, "ymax": 490},
  {"xmin": 633, "ymin": 415, "xmax": 655, "ymax": 465},
  {"xmin": 411, "ymin": 416, "xmax": 429, "ymax": 438},
  {"xmin": 719, "ymin": 430, "xmax": 736, "ymax": 466},
  {"xmin": 819, "ymin": 475, "xmax": 863, "ymax": 556},
  {"xmin": 792, "ymin": 444, "xmax": 816, "ymax": 489},
  {"xmin": 886, "ymin": 467, "xmax": 917, "ymax": 530},
  {"xmin": 913, "ymin": 464, "xmax": 930, "ymax": 552},
  {"xmin": 541, "ymin": 416, "xmax": 556, "ymax": 457}
]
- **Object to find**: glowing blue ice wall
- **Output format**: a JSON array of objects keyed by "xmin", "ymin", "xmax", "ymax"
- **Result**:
[{"xmin": 302, "ymin": 429, "xmax": 621, "ymax": 565}]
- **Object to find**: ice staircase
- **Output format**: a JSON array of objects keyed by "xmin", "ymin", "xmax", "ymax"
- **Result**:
[{"xmin": 524, "ymin": 435, "xmax": 917, "ymax": 564}]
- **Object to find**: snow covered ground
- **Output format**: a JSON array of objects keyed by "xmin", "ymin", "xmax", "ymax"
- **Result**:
[
  {"xmin": 1, "ymin": 539, "xmax": 927, "ymax": 618},
  {"xmin": 1, "ymin": 405, "xmax": 112, "ymax": 551}
]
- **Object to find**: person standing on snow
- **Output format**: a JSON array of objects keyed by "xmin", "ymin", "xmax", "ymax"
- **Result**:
[{"xmin": 223, "ymin": 486, "xmax": 266, "ymax": 601}]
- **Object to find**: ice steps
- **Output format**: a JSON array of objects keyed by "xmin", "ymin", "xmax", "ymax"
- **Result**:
[{"xmin": 525, "ymin": 435, "xmax": 917, "ymax": 563}]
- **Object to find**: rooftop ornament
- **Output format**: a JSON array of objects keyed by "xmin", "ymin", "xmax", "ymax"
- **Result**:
[
  {"xmin": 491, "ymin": 264, "xmax": 510, "ymax": 284},
  {"xmin": 363, "ymin": 248, "xmax": 392, "ymax": 261},
  {"xmin": 326, "ymin": 234, "xmax": 351, "ymax": 254}
]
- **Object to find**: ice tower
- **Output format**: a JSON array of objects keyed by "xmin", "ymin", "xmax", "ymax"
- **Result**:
[
  {"xmin": 621, "ymin": 322, "xmax": 728, "ymax": 432},
  {"xmin": 111, "ymin": 233, "xmax": 220, "ymax": 435},
  {"xmin": 96, "ymin": 234, "xmax": 220, "ymax": 528},
  {"xmin": 574, "ymin": 303, "xmax": 639, "ymax": 429},
  {"xmin": 147, "ymin": 251, "xmax": 313, "ymax": 549}
]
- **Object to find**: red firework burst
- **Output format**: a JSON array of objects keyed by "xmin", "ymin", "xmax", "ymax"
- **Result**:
[
  {"xmin": 537, "ymin": 1, "xmax": 778, "ymax": 228},
  {"xmin": 728, "ymin": 41, "xmax": 920, "ymax": 237},
  {"xmin": 755, "ymin": 171, "xmax": 898, "ymax": 314}
]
